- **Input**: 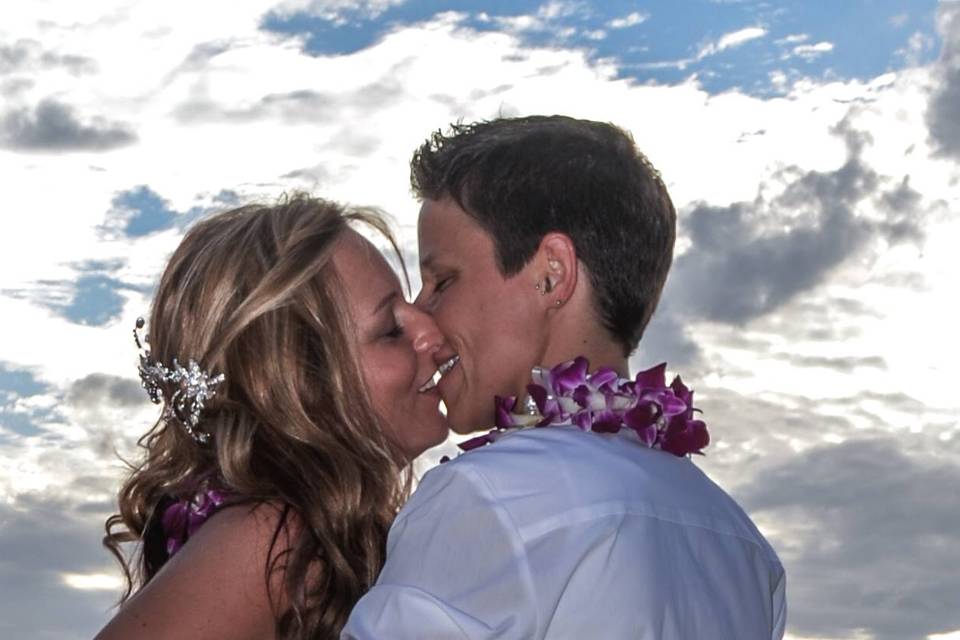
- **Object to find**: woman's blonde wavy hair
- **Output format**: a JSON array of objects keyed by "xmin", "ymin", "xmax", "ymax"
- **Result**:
[{"xmin": 104, "ymin": 194, "xmax": 411, "ymax": 639}]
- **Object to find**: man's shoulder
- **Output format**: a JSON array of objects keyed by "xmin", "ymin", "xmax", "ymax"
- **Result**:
[
  {"xmin": 416, "ymin": 427, "xmax": 775, "ymax": 555},
  {"xmin": 444, "ymin": 425, "xmax": 705, "ymax": 498}
]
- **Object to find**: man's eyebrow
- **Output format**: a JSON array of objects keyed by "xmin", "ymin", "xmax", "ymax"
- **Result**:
[{"xmin": 372, "ymin": 291, "xmax": 398, "ymax": 316}]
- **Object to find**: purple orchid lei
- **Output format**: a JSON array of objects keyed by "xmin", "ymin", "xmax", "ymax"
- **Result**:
[
  {"xmin": 161, "ymin": 488, "xmax": 228, "ymax": 556},
  {"xmin": 453, "ymin": 357, "xmax": 709, "ymax": 458}
]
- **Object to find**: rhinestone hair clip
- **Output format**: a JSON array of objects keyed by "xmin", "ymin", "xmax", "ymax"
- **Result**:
[{"xmin": 134, "ymin": 317, "xmax": 225, "ymax": 444}]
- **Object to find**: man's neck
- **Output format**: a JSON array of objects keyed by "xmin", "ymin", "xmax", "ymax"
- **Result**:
[
  {"xmin": 535, "ymin": 279, "xmax": 630, "ymax": 378},
  {"xmin": 540, "ymin": 331, "xmax": 628, "ymax": 378}
]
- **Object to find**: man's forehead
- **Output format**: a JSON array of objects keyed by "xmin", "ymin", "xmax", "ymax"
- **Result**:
[
  {"xmin": 417, "ymin": 205, "xmax": 455, "ymax": 264},
  {"xmin": 417, "ymin": 196, "xmax": 491, "ymax": 269}
]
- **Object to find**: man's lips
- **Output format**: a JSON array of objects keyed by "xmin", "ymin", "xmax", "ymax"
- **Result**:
[{"xmin": 418, "ymin": 354, "xmax": 460, "ymax": 393}]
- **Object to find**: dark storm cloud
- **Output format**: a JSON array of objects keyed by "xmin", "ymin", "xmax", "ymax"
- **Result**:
[
  {"xmin": 681, "ymin": 380, "xmax": 960, "ymax": 640},
  {"xmin": 0, "ymin": 76, "xmax": 34, "ymax": 97},
  {"xmin": 927, "ymin": 1, "xmax": 960, "ymax": 160},
  {"xmin": 738, "ymin": 438, "xmax": 960, "ymax": 640},
  {"xmin": 0, "ymin": 497, "xmax": 117, "ymax": 639},
  {"xmin": 173, "ymin": 64, "xmax": 407, "ymax": 129},
  {"xmin": 0, "ymin": 40, "xmax": 30, "ymax": 72},
  {"xmin": 631, "ymin": 296, "xmax": 703, "ymax": 369},
  {"xmin": 67, "ymin": 374, "xmax": 143, "ymax": 410},
  {"xmin": 655, "ymin": 116, "xmax": 924, "ymax": 331},
  {"xmin": 877, "ymin": 176, "xmax": 925, "ymax": 243},
  {"xmin": 671, "ymin": 145, "xmax": 874, "ymax": 322},
  {"xmin": 770, "ymin": 352, "xmax": 886, "ymax": 372},
  {"xmin": 281, "ymin": 164, "xmax": 332, "ymax": 184},
  {"xmin": 173, "ymin": 88, "xmax": 337, "ymax": 124},
  {"xmin": 0, "ymin": 99, "xmax": 136, "ymax": 152},
  {"xmin": 161, "ymin": 39, "xmax": 233, "ymax": 82},
  {"xmin": 0, "ymin": 39, "xmax": 97, "ymax": 75}
]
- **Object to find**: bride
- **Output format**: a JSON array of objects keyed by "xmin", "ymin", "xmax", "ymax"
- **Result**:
[{"xmin": 96, "ymin": 194, "xmax": 448, "ymax": 639}]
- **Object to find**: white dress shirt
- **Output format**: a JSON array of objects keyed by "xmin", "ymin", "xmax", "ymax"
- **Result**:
[{"xmin": 343, "ymin": 424, "xmax": 786, "ymax": 639}]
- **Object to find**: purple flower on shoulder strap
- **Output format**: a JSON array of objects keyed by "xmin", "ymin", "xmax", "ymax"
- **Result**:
[{"xmin": 161, "ymin": 488, "xmax": 228, "ymax": 556}]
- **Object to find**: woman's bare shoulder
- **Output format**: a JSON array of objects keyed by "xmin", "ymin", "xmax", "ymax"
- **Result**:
[{"xmin": 95, "ymin": 501, "xmax": 298, "ymax": 640}]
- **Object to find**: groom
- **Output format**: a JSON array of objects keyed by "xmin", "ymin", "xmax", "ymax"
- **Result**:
[{"xmin": 343, "ymin": 116, "xmax": 786, "ymax": 638}]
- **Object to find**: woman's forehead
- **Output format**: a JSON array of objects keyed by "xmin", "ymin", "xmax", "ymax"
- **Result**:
[{"xmin": 332, "ymin": 230, "xmax": 402, "ymax": 312}]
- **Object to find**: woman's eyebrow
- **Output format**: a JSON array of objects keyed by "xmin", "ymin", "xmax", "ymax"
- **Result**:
[
  {"xmin": 372, "ymin": 290, "xmax": 398, "ymax": 316},
  {"xmin": 419, "ymin": 253, "xmax": 437, "ymax": 273}
]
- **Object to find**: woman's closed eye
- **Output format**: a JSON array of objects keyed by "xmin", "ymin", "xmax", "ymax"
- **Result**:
[{"xmin": 383, "ymin": 321, "xmax": 404, "ymax": 339}]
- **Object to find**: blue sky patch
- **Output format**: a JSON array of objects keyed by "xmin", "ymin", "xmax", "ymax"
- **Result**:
[
  {"xmin": 58, "ymin": 273, "xmax": 132, "ymax": 326},
  {"xmin": 102, "ymin": 185, "xmax": 225, "ymax": 239},
  {"xmin": 108, "ymin": 185, "xmax": 178, "ymax": 237},
  {"xmin": 262, "ymin": 0, "xmax": 941, "ymax": 96},
  {"xmin": 0, "ymin": 363, "xmax": 54, "ymax": 437},
  {"xmin": 0, "ymin": 362, "xmax": 49, "ymax": 398},
  {"xmin": 5, "ymin": 260, "xmax": 150, "ymax": 327},
  {"xmin": 0, "ymin": 408, "xmax": 46, "ymax": 437}
]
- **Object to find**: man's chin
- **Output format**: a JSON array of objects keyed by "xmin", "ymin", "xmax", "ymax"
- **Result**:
[
  {"xmin": 445, "ymin": 406, "xmax": 493, "ymax": 435},
  {"xmin": 449, "ymin": 422, "xmax": 487, "ymax": 436},
  {"xmin": 440, "ymin": 396, "xmax": 488, "ymax": 435}
]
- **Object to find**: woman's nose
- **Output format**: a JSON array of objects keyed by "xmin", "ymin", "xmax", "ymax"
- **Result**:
[{"xmin": 408, "ymin": 306, "xmax": 445, "ymax": 353}]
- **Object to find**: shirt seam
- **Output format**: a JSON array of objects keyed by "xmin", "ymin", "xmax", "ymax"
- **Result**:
[{"xmin": 506, "ymin": 500, "xmax": 780, "ymax": 565}]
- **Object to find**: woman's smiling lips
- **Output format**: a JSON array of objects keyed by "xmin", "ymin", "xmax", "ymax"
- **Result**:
[{"xmin": 417, "ymin": 354, "xmax": 460, "ymax": 393}]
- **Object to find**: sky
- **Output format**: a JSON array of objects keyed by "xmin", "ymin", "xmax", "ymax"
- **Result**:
[{"xmin": 0, "ymin": 1, "xmax": 958, "ymax": 638}]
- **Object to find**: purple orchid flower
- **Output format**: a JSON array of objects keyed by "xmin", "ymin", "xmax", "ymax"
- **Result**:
[
  {"xmin": 634, "ymin": 362, "xmax": 667, "ymax": 389},
  {"xmin": 659, "ymin": 377, "xmax": 709, "ymax": 456},
  {"xmin": 457, "ymin": 357, "xmax": 709, "ymax": 459},
  {"xmin": 495, "ymin": 396, "xmax": 520, "ymax": 428},
  {"xmin": 661, "ymin": 415, "xmax": 709, "ymax": 456},
  {"xmin": 623, "ymin": 400, "xmax": 661, "ymax": 446},
  {"xmin": 459, "ymin": 430, "xmax": 500, "ymax": 451},
  {"xmin": 548, "ymin": 357, "xmax": 590, "ymax": 395},
  {"xmin": 527, "ymin": 384, "xmax": 562, "ymax": 426}
]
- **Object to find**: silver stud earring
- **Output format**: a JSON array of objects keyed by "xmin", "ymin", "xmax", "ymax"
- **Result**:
[{"xmin": 555, "ymin": 299, "xmax": 563, "ymax": 307}]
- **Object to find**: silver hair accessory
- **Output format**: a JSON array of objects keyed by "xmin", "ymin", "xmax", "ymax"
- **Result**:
[{"xmin": 133, "ymin": 317, "xmax": 225, "ymax": 444}]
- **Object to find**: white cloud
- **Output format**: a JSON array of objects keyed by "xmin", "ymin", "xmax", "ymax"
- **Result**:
[
  {"xmin": 897, "ymin": 30, "xmax": 936, "ymax": 66},
  {"xmin": 607, "ymin": 11, "xmax": 649, "ymax": 29},
  {"xmin": 488, "ymin": 0, "xmax": 585, "ymax": 35},
  {"xmin": 889, "ymin": 12, "xmax": 910, "ymax": 28},
  {"xmin": 793, "ymin": 41, "xmax": 835, "ymax": 60},
  {"xmin": 62, "ymin": 573, "xmax": 124, "ymax": 591},
  {"xmin": 698, "ymin": 26, "xmax": 768, "ymax": 59},
  {"xmin": 776, "ymin": 33, "xmax": 809, "ymax": 45},
  {"xmin": 537, "ymin": 0, "xmax": 581, "ymax": 20},
  {"xmin": 270, "ymin": 0, "xmax": 407, "ymax": 23},
  {"xmin": 0, "ymin": 3, "xmax": 957, "ymax": 639}
]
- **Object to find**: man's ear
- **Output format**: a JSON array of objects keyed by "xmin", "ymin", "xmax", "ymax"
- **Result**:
[{"xmin": 532, "ymin": 232, "xmax": 578, "ymax": 311}]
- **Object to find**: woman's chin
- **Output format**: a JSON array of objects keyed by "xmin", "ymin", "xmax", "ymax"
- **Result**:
[{"xmin": 396, "ymin": 416, "xmax": 450, "ymax": 460}]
